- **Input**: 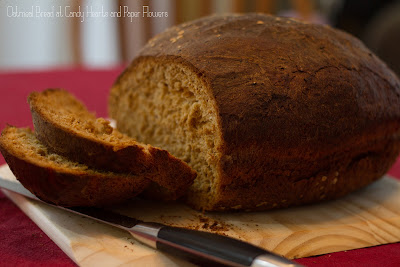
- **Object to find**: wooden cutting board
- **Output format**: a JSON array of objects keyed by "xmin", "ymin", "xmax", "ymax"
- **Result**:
[{"xmin": 1, "ymin": 164, "xmax": 400, "ymax": 266}]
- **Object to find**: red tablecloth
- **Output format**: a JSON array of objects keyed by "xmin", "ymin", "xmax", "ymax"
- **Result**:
[{"xmin": 1, "ymin": 68, "xmax": 400, "ymax": 266}]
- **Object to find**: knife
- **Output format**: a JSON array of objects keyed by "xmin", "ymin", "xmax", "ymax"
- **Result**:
[{"xmin": 0, "ymin": 177, "xmax": 302, "ymax": 267}]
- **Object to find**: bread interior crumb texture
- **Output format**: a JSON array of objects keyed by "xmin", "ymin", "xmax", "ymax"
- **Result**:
[
  {"xmin": 110, "ymin": 60, "xmax": 222, "ymax": 208},
  {"xmin": 35, "ymin": 90, "xmax": 140, "ymax": 146},
  {"xmin": 5, "ymin": 127, "xmax": 92, "ymax": 171}
]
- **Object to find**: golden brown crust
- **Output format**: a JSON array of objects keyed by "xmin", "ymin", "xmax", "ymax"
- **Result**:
[
  {"xmin": 112, "ymin": 14, "xmax": 400, "ymax": 210},
  {"xmin": 29, "ymin": 89, "xmax": 196, "ymax": 198},
  {"xmin": 0, "ymin": 126, "xmax": 149, "ymax": 207}
]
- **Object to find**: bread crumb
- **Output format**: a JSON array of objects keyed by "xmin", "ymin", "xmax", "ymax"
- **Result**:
[
  {"xmin": 335, "ymin": 171, "xmax": 339, "ymax": 176},
  {"xmin": 321, "ymin": 176, "xmax": 327, "ymax": 182},
  {"xmin": 320, "ymin": 186, "xmax": 324, "ymax": 190},
  {"xmin": 333, "ymin": 178, "xmax": 338, "ymax": 184},
  {"xmin": 256, "ymin": 20, "xmax": 264, "ymax": 24}
]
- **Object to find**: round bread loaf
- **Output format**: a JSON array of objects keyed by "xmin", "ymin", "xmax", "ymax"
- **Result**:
[{"xmin": 109, "ymin": 14, "xmax": 400, "ymax": 211}]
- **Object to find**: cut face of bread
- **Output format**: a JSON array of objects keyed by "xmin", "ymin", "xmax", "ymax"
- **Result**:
[
  {"xmin": 0, "ymin": 126, "xmax": 149, "ymax": 206},
  {"xmin": 30, "ymin": 90, "xmax": 136, "ymax": 145},
  {"xmin": 110, "ymin": 60, "xmax": 222, "ymax": 210},
  {"xmin": 28, "ymin": 89, "xmax": 196, "ymax": 199}
]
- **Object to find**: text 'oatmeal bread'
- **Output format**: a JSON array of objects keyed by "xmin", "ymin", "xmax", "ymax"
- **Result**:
[
  {"xmin": 0, "ymin": 126, "xmax": 150, "ymax": 207},
  {"xmin": 109, "ymin": 14, "xmax": 400, "ymax": 211},
  {"xmin": 28, "ymin": 89, "xmax": 196, "ymax": 199}
]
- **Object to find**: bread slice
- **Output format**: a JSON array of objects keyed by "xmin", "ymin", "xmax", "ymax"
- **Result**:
[
  {"xmin": 0, "ymin": 126, "xmax": 150, "ymax": 207},
  {"xmin": 28, "ymin": 89, "xmax": 196, "ymax": 199}
]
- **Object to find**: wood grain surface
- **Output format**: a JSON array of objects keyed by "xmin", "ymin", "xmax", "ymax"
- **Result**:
[{"xmin": 1, "ymin": 164, "xmax": 400, "ymax": 266}]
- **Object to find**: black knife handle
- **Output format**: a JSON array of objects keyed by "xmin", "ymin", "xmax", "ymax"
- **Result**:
[{"xmin": 156, "ymin": 226, "xmax": 299, "ymax": 267}]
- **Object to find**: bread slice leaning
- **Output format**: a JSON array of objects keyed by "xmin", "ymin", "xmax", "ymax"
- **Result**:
[
  {"xmin": 0, "ymin": 126, "xmax": 150, "ymax": 207},
  {"xmin": 28, "ymin": 89, "xmax": 196, "ymax": 199}
]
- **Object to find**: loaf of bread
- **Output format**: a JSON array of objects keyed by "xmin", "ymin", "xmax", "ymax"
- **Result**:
[
  {"xmin": 0, "ymin": 126, "xmax": 149, "ymax": 206},
  {"xmin": 109, "ymin": 14, "xmax": 400, "ymax": 211},
  {"xmin": 29, "ymin": 89, "xmax": 196, "ymax": 199}
]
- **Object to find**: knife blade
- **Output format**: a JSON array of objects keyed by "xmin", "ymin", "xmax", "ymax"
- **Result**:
[{"xmin": 0, "ymin": 177, "xmax": 302, "ymax": 267}]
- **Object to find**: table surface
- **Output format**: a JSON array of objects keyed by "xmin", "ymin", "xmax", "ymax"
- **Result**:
[{"xmin": 1, "ymin": 68, "xmax": 400, "ymax": 267}]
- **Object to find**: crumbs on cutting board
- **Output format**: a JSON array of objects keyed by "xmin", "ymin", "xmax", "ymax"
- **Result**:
[{"xmin": 158, "ymin": 214, "xmax": 234, "ymax": 236}]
